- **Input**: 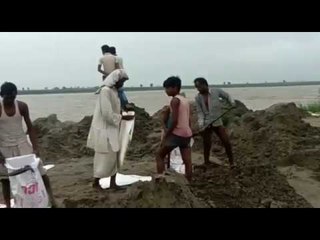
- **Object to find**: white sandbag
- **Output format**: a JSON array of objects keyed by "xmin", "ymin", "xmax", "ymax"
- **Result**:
[
  {"xmin": 119, "ymin": 111, "xmax": 135, "ymax": 167},
  {"xmin": 99, "ymin": 173, "xmax": 152, "ymax": 189},
  {"xmin": 169, "ymin": 138, "xmax": 194, "ymax": 174},
  {"xmin": 0, "ymin": 164, "xmax": 54, "ymax": 208},
  {"xmin": 169, "ymin": 148, "xmax": 186, "ymax": 174},
  {"xmin": 5, "ymin": 154, "xmax": 50, "ymax": 208},
  {"xmin": 43, "ymin": 164, "xmax": 55, "ymax": 171},
  {"xmin": 308, "ymin": 111, "xmax": 320, "ymax": 117}
]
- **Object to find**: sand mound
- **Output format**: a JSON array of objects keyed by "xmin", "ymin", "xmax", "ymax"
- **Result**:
[
  {"xmin": 191, "ymin": 163, "xmax": 311, "ymax": 208},
  {"xmin": 63, "ymin": 179, "xmax": 207, "ymax": 208},
  {"xmin": 49, "ymin": 157, "xmax": 207, "ymax": 208},
  {"xmin": 26, "ymin": 101, "xmax": 319, "ymax": 208},
  {"xmin": 184, "ymin": 102, "xmax": 317, "ymax": 208},
  {"xmin": 34, "ymin": 105, "xmax": 156, "ymax": 162},
  {"xmin": 33, "ymin": 114, "xmax": 93, "ymax": 161},
  {"xmin": 230, "ymin": 102, "xmax": 320, "ymax": 167}
]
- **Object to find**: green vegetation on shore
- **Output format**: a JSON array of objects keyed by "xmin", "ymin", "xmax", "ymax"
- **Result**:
[
  {"xmin": 18, "ymin": 81, "xmax": 320, "ymax": 96},
  {"xmin": 299, "ymin": 102, "xmax": 320, "ymax": 114}
]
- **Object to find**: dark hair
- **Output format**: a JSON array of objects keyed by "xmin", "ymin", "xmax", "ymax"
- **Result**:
[
  {"xmin": 194, "ymin": 77, "xmax": 209, "ymax": 86},
  {"xmin": 163, "ymin": 76, "xmax": 181, "ymax": 90},
  {"xmin": 101, "ymin": 45, "xmax": 110, "ymax": 54},
  {"xmin": 1, "ymin": 82, "xmax": 18, "ymax": 96},
  {"xmin": 109, "ymin": 46, "xmax": 116, "ymax": 55}
]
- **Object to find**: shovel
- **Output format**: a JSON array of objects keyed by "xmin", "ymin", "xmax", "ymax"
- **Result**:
[{"xmin": 192, "ymin": 106, "xmax": 236, "ymax": 137}]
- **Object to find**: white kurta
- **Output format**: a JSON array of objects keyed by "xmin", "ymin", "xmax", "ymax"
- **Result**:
[{"xmin": 87, "ymin": 86, "xmax": 122, "ymax": 178}]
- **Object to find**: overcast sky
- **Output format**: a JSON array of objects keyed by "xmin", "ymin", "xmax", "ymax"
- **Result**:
[{"xmin": 0, "ymin": 32, "xmax": 319, "ymax": 89}]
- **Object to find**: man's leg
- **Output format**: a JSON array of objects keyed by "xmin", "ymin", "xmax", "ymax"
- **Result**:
[
  {"xmin": 92, "ymin": 151, "xmax": 107, "ymax": 190},
  {"xmin": 155, "ymin": 145, "xmax": 175, "ymax": 179},
  {"xmin": 166, "ymin": 154, "xmax": 171, "ymax": 169},
  {"xmin": 93, "ymin": 178, "xmax": 101, "ymax": 187},
  {"xmin": 42, "ymin": 175, "xmax": 57, "ymax": 208},
  {"xmin": 109, "ymin": 174, "xmax": 126, "ymax": 190},
  {"xmin": 1, "ymin": 179, "xmax": 11, "ymax": 208},
  {"xmin": 180, "ymin": 147, "xmax": 192, "ymax": 182},
  {"xmin": 213, "ymin": 126, "xmax": 235, "ymax": 168},
  {"xmin": 201, "ymin": 127, "xmax": 214, "ymax": 165},
  {"xmin": 110, "ymin": 174, "xmax": 116, "ymax": 188}
]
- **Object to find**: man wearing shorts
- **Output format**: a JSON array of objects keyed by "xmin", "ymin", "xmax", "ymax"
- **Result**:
[{"xmin": 155, "ymin": 77, "xmax": 192, "ymax": 182}]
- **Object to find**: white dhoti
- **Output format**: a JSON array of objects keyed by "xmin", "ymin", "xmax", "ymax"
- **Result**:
[
  {"xmin": 93, "ymin": 142, "xmax": 119, "ymax": 178},
  {"xmin": 87, "ymin": 71, "xmax": 128, "ymax": 179}
]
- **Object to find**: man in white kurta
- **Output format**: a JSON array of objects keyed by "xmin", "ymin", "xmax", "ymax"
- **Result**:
[{"xmin": 87, "ymin": 69, "xmax": 131, "ymax": 190}]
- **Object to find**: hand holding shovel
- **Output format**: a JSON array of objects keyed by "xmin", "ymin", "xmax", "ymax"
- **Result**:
[{"xmin": 192, "ymin": 106, "xmax": 236, "ymax": 137}]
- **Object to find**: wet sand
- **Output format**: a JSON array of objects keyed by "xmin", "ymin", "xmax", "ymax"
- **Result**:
[{"xmin": 276, "ymin": 116, "xmax": 320, "ymax": 208}]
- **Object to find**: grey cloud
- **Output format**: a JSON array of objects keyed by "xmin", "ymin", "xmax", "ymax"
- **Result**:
[{"xmin": 0, "ymin": 32, "xmax": 319, "ymax": 89}]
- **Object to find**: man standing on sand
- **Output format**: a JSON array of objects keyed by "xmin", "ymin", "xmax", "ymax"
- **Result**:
[
  {"xmin": 155, "ymin": 77, "xmax": 193, "ymax": 182},
  {"xmin": 194, "ymin": 77, "xmax": 236, "ymax": 169},
  {"xmin": 87, "ymin": 69, "xmax": 133, "ymax": 190},
  {"xmin": 161, "ymin": 92, "xmax": 188, "ymax": 170},
  {"xmin": 0, "ymin": 82, "xmax": 56, "ymax": 208}
]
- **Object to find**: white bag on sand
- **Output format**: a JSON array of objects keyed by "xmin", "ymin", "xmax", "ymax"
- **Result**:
[
  {"xmin": 119, "ymin": 111, "xmax": 135, "ymax": 167},
  {"xmin": 169, "ymin": 138, "xmax": 194, "ymax": 174},
  {"xmin": 5, "ymin": 154, "xmax": 50, "ymax": 208},
  {"xmin": 99, "ymin": 173, "xmax": 152, "ymax": 189},
  {"xmin": 169, "ymin": 148, "xmax": 186, "ymax": 174}
]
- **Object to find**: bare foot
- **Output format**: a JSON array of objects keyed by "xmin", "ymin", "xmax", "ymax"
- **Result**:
[{"xmin": 154, "ymin": 174, "xmax": 166, "ymax": 183}]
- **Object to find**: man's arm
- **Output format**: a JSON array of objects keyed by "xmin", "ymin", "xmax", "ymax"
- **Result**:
[
  {"xmin": 20, "ymin": 102, "xmax": 39, "ymax": 156},
  {"xmin": 164, "ymin": 97, "xmax": 180, "ymax": 138},
  {"xmin": 98, "ymin": 64, "xmax": 109, "ymax": 77},
  {"xmin": 217, "ymin": 88, "xmax": 235, "ymax": 106},
  {"xmin": 161, "ymin": 106, "xmax": 170, "ymax": 130},
  {"xmin": 195, "ymin": 96, "xmax": 205, "ymax": 128}
]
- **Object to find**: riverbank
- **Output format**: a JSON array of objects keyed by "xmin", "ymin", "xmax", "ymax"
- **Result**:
[
  {"xmin": 18, "ymin": 81, "xmax": 320, "ymax": 95},
  {"xmin": 1, "ymin": 101, "xmax": 320, "ymax": 208}
]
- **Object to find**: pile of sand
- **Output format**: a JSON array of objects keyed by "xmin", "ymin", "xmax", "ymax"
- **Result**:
[
  {"xmin": 186, "ymin": 102, "xmax": 318, "ymax": 208},
  {"xmin": 27, "ymin": 100, "xmax": 318, "ymax": 208},
  {"xmin": 229, "ymin": 103, "xmax": 320, "ymax": 168},
  {"xmin": 33, "ymin": 114, "xmax": 93, "ymax": 161},
  {"xmin": 62, "ymin": 172, "xmax": 207, "ymax": 208},
  {"xmin": 191, "ymin": 162, "xmax": 311, "ymax": 208},
  {"xmin": 33, "ymin": 105, "xmax": 156, "ymax": 162}
]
